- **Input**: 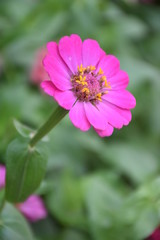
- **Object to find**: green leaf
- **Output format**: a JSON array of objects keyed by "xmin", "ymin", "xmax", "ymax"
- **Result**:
[
  {"xmin": 46, "ymin": 173, "xmax": 86, "ymax": 229},
  {"xmin": 101, "ymin": 143, "xmax": 158, "ymax": 184},
  {"xmin": 0, "ymin": 203, "xmax": 33, "ymax": 240},
  {"xmin": 6, "ymin": 138, "xmax": 47, "ymax": 203},
  {"xmin": 83, "ymin": 174, "xmax": 133, "ymax": 240},
  {"xmin": 13, "ymin": 119, "xmax": 34, "ymax": 138},
  {"xmin": 13, "ymin": 119, "xmax": 49, "ymax": 142}
]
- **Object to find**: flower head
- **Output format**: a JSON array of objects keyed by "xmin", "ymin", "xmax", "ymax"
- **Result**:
[
  {"xmin": 0, "ymin": 165, "xmax": 47, "ymax": 222},
  {"xmin": 17, "ymin": 195, "xmax": 47, "ymax": 222},
  {"xmin": 0, "ymin": 164, "xmax": 6, "ymax": 189},
  {"xmin": 30, "ymin": 48, "xmax": 48, "ymax": 84},
  {"xmin": 41, "ymin": 34, "xmax": 136, "ymax": 137},
  {"xmin": 148, "ymin": 227, "xmax": 160, "ymax": 240}
]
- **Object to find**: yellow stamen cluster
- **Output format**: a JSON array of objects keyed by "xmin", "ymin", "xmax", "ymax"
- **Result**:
[
  {"xmin": 96, "ymin": 93, "xmax": 102, "ymax": 101},
  {"xmin": 77, "ymin": 64, "xmax": 96, "ymax": 74},
  {"xmin": 75, "ymin": 64, "xmax": 97, "ymax": 96},
  {"xmin": 101, "ymin": 76, "xmax": 111, "ymax": 89},
  {"xmin": 88, "ymin": 65, "xmax": 96, "ymax": 71},
  {"xmin": 98, "ymin": 68, "xmax": 104, "ymax": 75},
  {"xmin": 71, "ymin": 64, "xmax": 111, "ymax": 103},
  {"xmin": 77, "ymin": 64, "xmax": 86, "ymax": 73},
  {"xmin": 82, "ymin": 87, "xmax": 90, "ymax": 94},
  {"xmin": 76, "ymin": 75, "xmax": 88, "ymax": 86}
]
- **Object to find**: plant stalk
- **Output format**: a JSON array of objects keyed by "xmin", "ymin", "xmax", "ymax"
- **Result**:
[{"xmin": 29, "ymin": 106, "xmax": 68, "ymax": 147}]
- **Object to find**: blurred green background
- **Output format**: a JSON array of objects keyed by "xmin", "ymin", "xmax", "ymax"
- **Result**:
[{"xmin": 0, "ymin": 0, "xmax": 160, "ymax": 239}]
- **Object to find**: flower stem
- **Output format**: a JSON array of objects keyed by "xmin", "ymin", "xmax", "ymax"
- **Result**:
[
  {"xmin": 0, "ymin": 193, "xmax": 5, "ymax": 215},
  {"xmin": 29, "ymin": 106, "xmax": 68, "ymax": 147}
]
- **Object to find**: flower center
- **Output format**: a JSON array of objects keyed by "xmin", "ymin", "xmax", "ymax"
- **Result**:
[{"xmin": 71, "ymin": 64, "xmax": 111, "ymax": 104}]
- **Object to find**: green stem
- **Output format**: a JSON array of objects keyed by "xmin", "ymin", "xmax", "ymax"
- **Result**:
[
  {"xmin": 0, "ymin": 194, "xmax": 5, "ymax": 215},
  {"xmin": 29, "ymin": 106, "xmax": 68, "ymax": 147}
]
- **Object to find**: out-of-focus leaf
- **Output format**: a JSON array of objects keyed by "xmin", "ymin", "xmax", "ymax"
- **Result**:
[
  {"xmin": 6, "ymin": 138, "xmax": 47, "ymax": 202},
  {"xmin": 13, "ymin": 119, "xmax": 49, "ymax": 142},
  {"xmin": 83, "ymin": 173, "xmax": 134, "ymax": 240},
  {"xmin": 13, "ymin": 119, "xmax": 34, "ymax": 138},
  {"xmin": 59, "ymin": 229, "xmax": 89, "ymax": 240},
  {"xmin": 122, "ymin": 177, "xmax": 160, "ymax": 239},
  {"xmin": 46, "ymin": 173, "xmax": 87, "ymax": 229},
  {"xmin": 101, "ymin": 143, "xmax": 158, "ymax": 184},
  {"xmin": 0, "ymin": 203, "xmax": 33, "ymax": 240}
]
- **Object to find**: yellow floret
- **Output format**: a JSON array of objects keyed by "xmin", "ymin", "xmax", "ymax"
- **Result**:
[
  {"xmin": 96, "ymin": 93, "xmax": 102, "ymax": 101},
  {"xmin": 101, "ymin": 76, "xmax": 107, "ymax": 82},
  {"xmin": 98, "ymin": 68, "xmax": 104, "ymax": 75},
  {"xmin": 76, "ymin": 80, "xmax": 81, "ymax": 84},
  {"xmin": 81, "ymin": 82, "xmax": 88, "ymax": 86},
  {"xmin": 82, "ymin": 76, "xmax": 86, "ymax": 81},
  {"xmin": 82, "ymin": 88, "xmax": 90, "ymax": 94},
  {"xmin": 90, "ymin": 65, "xmax": 96, "ymax": 71}
]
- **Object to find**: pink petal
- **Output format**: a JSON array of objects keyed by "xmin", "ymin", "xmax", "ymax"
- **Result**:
[
  {"xmin": 99, "ymin": 48, "xmax": 106, "ymax": 60},
  {"xmin": 118, "ymin": 108, "xmax": 132, "ymax": 125},
  {"xmin": 18, "ymin": 195, "xmax": 47, "ymax": 222},
  {"xmin": 98, "ymin": 101, "xmax": 132, "ymax": 129},
  {"xmin": 41, "ymin": 80, "xmax": 56, "ymax": 97},
  {"xmin": 109, "ymin": 70, "xmax": 129, "ymax": 90},
  {"xmin": 41, "ymin": 80, "xmax": 76, "ymax": 110},
  {"xmin": 82, "ymin": 39, "xmax": 100, "ymax": 67},
  {"xmin": 94, "ymin": 123, "xmax": 114, "ymax": 137},
  {"xmin": 102, "ymin": 90, "xmax": 136, "ymax": 109},
  {"xmin": 84, "ymin": 102, "xmax": 106, "ymax": 130},
  {"xmin": 43, "ymin": 42, "xmax": 72, "ymax": 91},
  {"xmin": 97, "ymin": 55, "xmax": 120, "ymax": 78},
  {"xmin": 69, "ymin": 101, "xmax": 91, "ymax": 131},
  {"xmin": 0, "ymin": 165, "xmax": 6, "ymax": 189},
  {"xmin": 58, "ymin": 34, "xmax": 82, "ymax": 73},
  {"xmin": 54, "ymin": 89, "xmax": 76, "ymax": 110}
]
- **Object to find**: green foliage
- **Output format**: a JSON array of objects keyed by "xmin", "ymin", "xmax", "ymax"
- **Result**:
[
  {"xmin": 0, "ymin": 0, "xmax": 160, "ymax": 239},
  {"xmin": 6, "ymin": 138, "xmax": 47, "ymax": 202},
  {"xmin": 47, "ymin": 173, "xmax": 87, "ymax": 229},
  {"xmin": 0, "ymin": 203, "xmax": 33, "ymax": 240},
  {"xmin": 13, "ymin": 119, "xmax": 34, "ymax": 138}
]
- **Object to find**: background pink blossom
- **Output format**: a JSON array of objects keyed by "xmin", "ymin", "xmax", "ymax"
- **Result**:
[
  {"xmin": 0, "ymin": 164, "xmax": 6, "ymax": 189},
  {"xmin": 30, "ymin": 48, "xmax": 48, "ymax": 85}
]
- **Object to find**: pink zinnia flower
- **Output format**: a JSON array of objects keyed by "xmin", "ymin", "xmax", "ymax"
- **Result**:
[
  {"xmin": 148, "ymin": 227, "xmax": 160, "ymax": 240},
  {"xmin": 0, "ymin": 164, "xmax": 6, "ymax": 189},
  {"xmin": 41, "ymin": 34, "xmax": 136, "ymax": 137},
  {"xmin": 0, "ymin": 165, "xmax": 47, "ymax": 222},
  {"xmin": 17, "ymin": 195, "xmax": 47, "ymax": 222},
  {"xmin": 30, "ymin": 48, "xmax": 48, "ymax": 84}
]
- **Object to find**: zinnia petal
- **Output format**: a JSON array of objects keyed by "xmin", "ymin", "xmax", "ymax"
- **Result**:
[
  {"xmin": 109, "ymin": 70, "xmax": 129, "ymax": 90},
  {"xmin": 43, "ymin": 42, "xmax": 72, "ymax": 91},
  {"xmin": 102, "ymin": 90, "xmax": 136, "ymax": 109},
  {"xmin": 98, "ymin": 101, "xmax": 132, "ymax": 129},
  {"xmin": 99, "ymin": 48, "xmax": 106, "ymax": 60},
  {"xmin": 82, "ymin": 39, "xmax": 100, "ymax": 67},
  {"xmin": 58, "ymin": 34, "xmax": 82, "ymax": 73},
  {"xmin": 97, "ymin": 55, "xmax": 120, "ymax": 78},
  {"xmin": 69, "ymin": 101, "xmax": 91, "ymax": 131},
  {"xmin": 54, "ymin": 89, "xmax": 76, "ymax": 110},
  {"xmin": 84, "ymin": 102, "xmax": 106, "ymax": 130},
  {"xmin": 94, "ymin": 123, "xmax": 114, "ymax": 137},
  {"xmin": 41, "ymin": 80, "xmax": 56, "ymax": 96},
  {"xmin": 41, "ymin": 80, "xmax": 76, "ymax": 110}
]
